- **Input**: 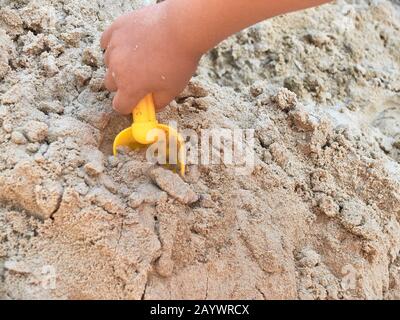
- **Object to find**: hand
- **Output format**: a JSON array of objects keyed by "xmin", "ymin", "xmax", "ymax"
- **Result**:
[{"xmin": 101, "ymin": 2, "xmax": 201, "ymax": 114}]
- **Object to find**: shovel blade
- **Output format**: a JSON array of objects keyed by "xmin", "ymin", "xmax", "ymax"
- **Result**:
[
  {"xmin": 157, "ymin": 124, "xmax": 186, "ymax": 176},
  {"xmin": 113, "ymin": 127, "xmax": 140, "ymax": 155},
  {"xmin": 113, "ymin": 125, "xmax": 186, "ymax": 176}
]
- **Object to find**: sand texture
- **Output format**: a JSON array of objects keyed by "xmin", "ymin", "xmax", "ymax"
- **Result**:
[{"xmin": 1, "ymin": 0, "xmax": 400, "ymax": 299}]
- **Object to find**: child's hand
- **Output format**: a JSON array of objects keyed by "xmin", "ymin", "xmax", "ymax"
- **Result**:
[
  {"xmin": 101, "ymin": 0, "xmax": 331, "ymax": 114},
  {"xmin": 101, "ymin": 3, "xmax": 201, "ymax": 114}
]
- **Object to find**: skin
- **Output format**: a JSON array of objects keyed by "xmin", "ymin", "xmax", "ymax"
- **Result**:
[{"xmin": 101, "ymin": 0, "xmax": 331, "ymax": 114}]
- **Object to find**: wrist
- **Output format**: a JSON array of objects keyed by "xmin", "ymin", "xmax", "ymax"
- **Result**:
[{"xmin": 161, "ymin": 0, "xmax": 208, "ymax": 58}]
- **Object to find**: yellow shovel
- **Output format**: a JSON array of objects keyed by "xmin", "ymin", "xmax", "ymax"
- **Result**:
[{"xmin": 113, "ymin": 93, "xmax": 185, "ymax": 175}]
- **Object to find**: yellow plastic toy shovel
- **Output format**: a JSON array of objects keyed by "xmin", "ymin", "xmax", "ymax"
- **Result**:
[{"xmin": 113, "ymin": 93, "xmax": 185, "ymax": 175}]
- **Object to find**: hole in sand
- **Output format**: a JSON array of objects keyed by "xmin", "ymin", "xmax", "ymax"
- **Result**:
[{"xmin": 99, "ymin": 112, "xmax": 131, "ymax": 156}]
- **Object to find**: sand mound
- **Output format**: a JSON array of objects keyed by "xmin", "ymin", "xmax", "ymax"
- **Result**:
[{"xmin": 1, "ymin": 0, "xmax": 400, "ymax": 299}]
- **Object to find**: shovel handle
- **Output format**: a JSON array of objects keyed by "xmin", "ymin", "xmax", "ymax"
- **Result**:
[{"xmin": 132, "ymin": 93, "xmax": 157, "ymax": 124}]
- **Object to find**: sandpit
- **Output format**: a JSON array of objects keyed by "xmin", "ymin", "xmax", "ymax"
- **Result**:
[{"xmin": 0, "ymin": 0, "xmax": 400, "ymax": 299}]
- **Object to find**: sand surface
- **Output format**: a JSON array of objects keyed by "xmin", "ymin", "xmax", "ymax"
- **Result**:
[{"xmin": 1, "ymin": 0, "xmax": 400, "ymax": 299}]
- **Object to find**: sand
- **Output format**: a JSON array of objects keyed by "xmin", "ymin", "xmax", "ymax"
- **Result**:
[{"xmin": 0, "ymin": 0, "xmax": 400, "ymax": 299}]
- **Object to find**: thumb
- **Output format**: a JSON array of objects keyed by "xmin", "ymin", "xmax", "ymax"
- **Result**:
[{"xmin": 153, "ymin": 90, "xmax": 180, "ymax": 112}]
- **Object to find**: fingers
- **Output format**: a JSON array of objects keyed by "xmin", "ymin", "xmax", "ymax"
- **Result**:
[
  {"xmin": 113, "ymin": 90, "xmax": 142, "ymax": 115},
  {"xmin": 102, "ymin": 20, "xmax": 137, "ymax": 114},
  {"xmin": 101, "ymin": 15, "xmax": 125, "ymax": 50},
  {"xmin": 102, "ymin": 28, "xmax": 117, "ymax": 92},
  {"xmin": 103, "ymin": 46, "xmax": 112, "ymax": 67},
  {"xmin": 104, "ymin": 69, "xmax": 118, "ymax": 92}
]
